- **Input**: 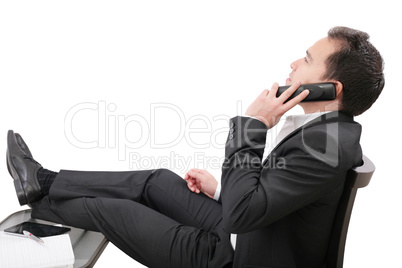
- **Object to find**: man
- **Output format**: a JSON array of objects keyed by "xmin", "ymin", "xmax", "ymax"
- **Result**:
[{"xmin": 6, "ymin": 26, "xmax": 384, "ymax": 267}]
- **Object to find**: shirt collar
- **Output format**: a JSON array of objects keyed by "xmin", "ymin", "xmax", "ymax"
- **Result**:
[
  {"xmin": 285, "ymin": 111, "xmax": 331, "ymax": 130},
  {"xmin": 274, "ymin": 111, "xmax": 331, "ymax": 147}
]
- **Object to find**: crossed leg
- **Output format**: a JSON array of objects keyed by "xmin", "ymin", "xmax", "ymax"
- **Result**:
[{"xmin": 31, "ymin": 168, "xmax": 233, "ymax": 268}]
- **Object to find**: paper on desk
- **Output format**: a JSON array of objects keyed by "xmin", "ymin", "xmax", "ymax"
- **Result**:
[{"xmin": 0, "ymin": 231, "xmax": 75, "ymax": 268}]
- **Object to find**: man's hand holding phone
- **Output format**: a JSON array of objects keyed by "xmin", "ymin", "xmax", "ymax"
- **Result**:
[{"xmin": 245, "ymin": 82, "xmax": 309, "ymax": 128}]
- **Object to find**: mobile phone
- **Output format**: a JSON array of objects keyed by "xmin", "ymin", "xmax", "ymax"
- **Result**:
[
  {"xmin": 4, "ymin": 222, "xmax": 71, "ymax": 238},
  {"xmin": 276, "ymin": 83, "xmax": 336, "ymax": 102}
]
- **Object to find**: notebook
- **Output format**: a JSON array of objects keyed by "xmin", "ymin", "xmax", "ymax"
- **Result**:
[{"xmin": 0, "ymin": 231, "xmax": 75, "ymax": 268}]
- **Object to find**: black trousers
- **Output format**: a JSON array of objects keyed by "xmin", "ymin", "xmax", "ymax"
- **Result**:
[{"xmin": 31, "ymin": 168, "xmax": 234, "ymax": 268}]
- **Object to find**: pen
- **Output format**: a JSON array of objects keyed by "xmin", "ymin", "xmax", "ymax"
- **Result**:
[{"xmin": 23, "ymin": 230, "xmax": 44, "ymax": 244}]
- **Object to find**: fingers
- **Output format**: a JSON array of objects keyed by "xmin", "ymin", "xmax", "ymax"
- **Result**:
[
  {"xmin": 184, "ymin": 169, "xmax": 218, "ymax": 199},
  {"xmin": 274, "ymin": 81, "xmax": 309, "ymax": 109},
  {"xmin": 267, "ymin": 83, "xmax": 280, "ymax": 99},
  {"xmin": 283, "ymin": 88, "xmax": 309, "ymax": 110},
  {"xmin": 184, "ymin": 169, "xmax": 202, "ymax": 194},
  {"xmin": 188, "ymin": 168, "xmax": 208, "ymax": 178},
  {"xmin": 276, "ymin": 81, "xmax": 301, "ymax": 102},
  {"xmin": 184, "ymin": 169, "xmax": 201, "ymax": 179},
  {"xmin": 254, "ymin": 81, "xmax": 308, "ymax": 104},
  {"xmin": 258, "ymin": 89, "xmax": 269, "ymax": 98},
  {"xmin": 186, "ymin": 169, "xmax": 201, "ymax": 179},
  {"xmin": 246, "ymin": 81, "xmax": 311, "ymax": 128},
  {"xmin": 186, "ymin": 177, "xmax": 200, "ymax": 193}
]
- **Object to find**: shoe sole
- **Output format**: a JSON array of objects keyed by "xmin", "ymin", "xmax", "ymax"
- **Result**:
[{"xmin": 6, "ymin": 132, "xmax": 28, "ymax": 205}]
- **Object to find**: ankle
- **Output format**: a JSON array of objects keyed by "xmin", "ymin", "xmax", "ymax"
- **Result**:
[{"xmin": 37, "ymin": 168, "xmax": 58, "ymax": 195}]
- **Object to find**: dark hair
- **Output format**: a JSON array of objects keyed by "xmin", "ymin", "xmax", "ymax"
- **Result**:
[{"xmin": 322, "ymin": 26, "xmax": 385, "ymax": 116}]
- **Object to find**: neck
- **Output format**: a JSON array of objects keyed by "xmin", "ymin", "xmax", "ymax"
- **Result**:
[{"xmin": 299, "ymin": 100, "xmax": 341, "ymax": 114}]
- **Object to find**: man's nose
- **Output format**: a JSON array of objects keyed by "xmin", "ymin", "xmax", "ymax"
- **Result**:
[
  {"xmin": 290, "ymin": 58, "xmax": 303, "ymax": 71},
  {"xmin": 290, "ymin": 60, "xmax": 297, "ymax": 71}
]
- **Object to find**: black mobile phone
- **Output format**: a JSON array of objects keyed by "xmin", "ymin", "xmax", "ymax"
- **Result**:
[
  {"xmin": 276, "ymin": 83, "xmax": 336, "ymax": 102},
  {"xmin": 4, "ymin": 221, "xmax": 71, "ymax": 237}
]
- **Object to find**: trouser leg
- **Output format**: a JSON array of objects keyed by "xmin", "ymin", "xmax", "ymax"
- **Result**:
[
  {"xmin": 48, "ymin": 169, "xmax": 157, "ymax": 202},
  {"xmin": 33, "ymin": 196, "xmax": 233, "ymax": 268},
  {"xmin": 31, "ymin": 168, "xmax": 234, "ymax": 267},
  {"xmin": 48, "ymin": 168, "xmax": 222, "ymax": 231}
]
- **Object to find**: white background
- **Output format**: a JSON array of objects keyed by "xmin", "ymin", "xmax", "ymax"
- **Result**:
[{"xmin": 0, "ymin": 1, "xmax": 400, "ymax": 267}]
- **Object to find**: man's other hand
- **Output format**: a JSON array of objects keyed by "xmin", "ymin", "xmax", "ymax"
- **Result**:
[
  {"xmin": 245, "ymin": 82, "xmax": 309, "ymax": 128},
  {"xmin": 184, "ymin": 169, "xmax": 218, "ymax": 199}
]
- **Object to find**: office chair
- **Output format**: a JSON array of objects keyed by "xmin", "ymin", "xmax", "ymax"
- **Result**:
[{"xmin": 326, "ymin": 155, "xmax": 375, "ymax": 268}]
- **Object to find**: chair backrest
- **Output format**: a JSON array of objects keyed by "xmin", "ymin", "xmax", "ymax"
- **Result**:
[{"xmin": 326, "ymin": 155, "xmax": 375, "ymax": 268}]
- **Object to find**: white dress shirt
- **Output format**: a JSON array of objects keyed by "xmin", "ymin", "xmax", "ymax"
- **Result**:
[{"xmin": 214, "ymin": 112, "xmax": 330, "ymax": 249}]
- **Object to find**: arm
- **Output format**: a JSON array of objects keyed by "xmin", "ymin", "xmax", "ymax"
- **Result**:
[
  {"xmin": 221, "ymin": 116, "xmax": 343, "ymax": 233},
  {"xmin": 183, "ymin": 82, "xmax": 307, "ymax": 200},
  {"xmin": 184, "ymin": 83, "xmax": 310, "ymax": 210},
  {"xmin": 220, "ymin": 82, "xmax": 335, "ymax": 233}
]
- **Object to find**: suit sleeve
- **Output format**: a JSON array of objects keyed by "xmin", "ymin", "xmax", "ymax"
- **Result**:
[{"xmin": 221, "ymin": 116, "xmax": 344, "ymax": 234}]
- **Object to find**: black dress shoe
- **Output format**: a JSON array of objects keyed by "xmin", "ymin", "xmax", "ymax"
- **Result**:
[
  {"xmin": 15, "ymin": 133, "xmax": 33, "ymax": 158},
  {"xmin": 6, "ymin": 130, "xmax": 43, "ymax": 205}
]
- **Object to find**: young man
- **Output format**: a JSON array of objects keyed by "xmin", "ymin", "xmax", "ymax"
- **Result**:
[{"xmin": 6, "ymin": 26, "xmax": 384, "ymax": 267}]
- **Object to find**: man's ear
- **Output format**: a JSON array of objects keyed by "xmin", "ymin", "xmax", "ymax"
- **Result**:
[
  {"xmin": 332, "ymin": 81, "xmax": 343, "ymax": 97},
  {"xmin": 329, "ymin": 81, "xmax": 343, "ymax": 100}
]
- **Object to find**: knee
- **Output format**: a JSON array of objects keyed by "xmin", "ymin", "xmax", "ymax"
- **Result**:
[
  {"xmin": 142, "ymin": 169, "xmax": 186, "ymax": 204},
  {"xmin": 153, "ymin": 168, "xmax": 179, "ymax": 178},
  {"xmin": 149, "ymin": 168, "xmax": 183, "ymax": 185}
]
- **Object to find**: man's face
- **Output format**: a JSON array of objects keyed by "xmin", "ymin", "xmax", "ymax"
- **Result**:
[{"xmin": 286, "ymin": 37, "xmax": 338, "ymax": 86}]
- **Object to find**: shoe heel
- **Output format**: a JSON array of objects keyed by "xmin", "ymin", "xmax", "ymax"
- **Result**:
[
  {"xmin": 13, "ymin": 179, "xmax": 28, "ymax": 205},
  {"xmin": 7, "ymin": 152, "xmax": 28, "ymax": 205}
]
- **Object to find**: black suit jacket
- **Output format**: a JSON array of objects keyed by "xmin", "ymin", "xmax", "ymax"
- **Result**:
[{"xmin": 221, "ymin": 111, "xmax": 362, "ymax": 268}]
